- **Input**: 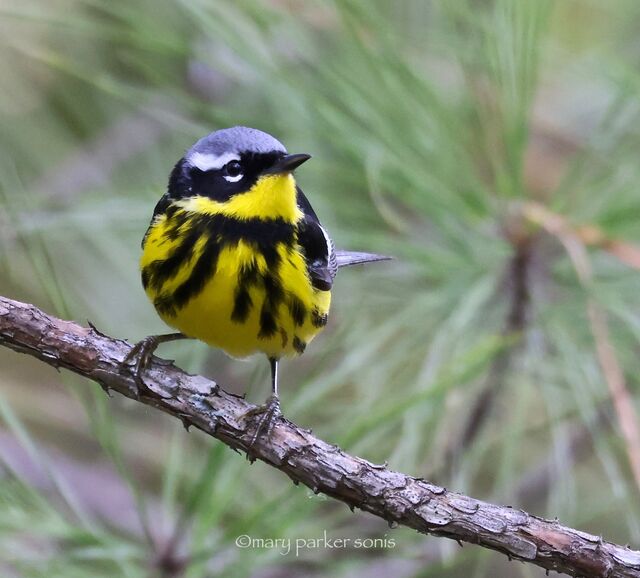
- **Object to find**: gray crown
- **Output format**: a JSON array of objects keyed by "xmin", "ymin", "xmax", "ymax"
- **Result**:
[{"xmin": 188, "ymin": 126, "xmax": 287, "ymax": 157}]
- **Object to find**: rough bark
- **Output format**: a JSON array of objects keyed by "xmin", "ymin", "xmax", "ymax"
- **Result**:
[{"xmin": 0, "ymin": 295, "xmax": 639, "ymax": 578}]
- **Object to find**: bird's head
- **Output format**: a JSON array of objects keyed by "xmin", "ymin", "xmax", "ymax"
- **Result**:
[{"xmin": 168, "ymin": 126, "xmax": 311, "ymax": 206}]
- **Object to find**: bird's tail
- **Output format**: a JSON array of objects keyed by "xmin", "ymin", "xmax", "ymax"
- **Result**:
[{"xmin": 335, "ymin": 250, "xmax": 392, "ymax": 268}]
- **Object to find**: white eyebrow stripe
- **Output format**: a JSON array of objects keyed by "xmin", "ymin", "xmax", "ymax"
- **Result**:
[{"xmin": 188, "ymin": 151, "xmax": 240, "ymax": 172}]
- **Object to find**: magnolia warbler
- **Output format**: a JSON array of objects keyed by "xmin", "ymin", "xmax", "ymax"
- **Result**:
[{"xmin": 125, "ymin": 126, "xmax": 388, "ymax": 443}]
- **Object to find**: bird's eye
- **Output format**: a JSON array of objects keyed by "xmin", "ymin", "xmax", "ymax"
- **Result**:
[{"xmin": 223, "ymin": 160, "xmax": 243, "ymax": 183}]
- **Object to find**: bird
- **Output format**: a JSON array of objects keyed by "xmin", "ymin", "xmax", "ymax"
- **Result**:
[{"xmin": 124, "ymin": 126, "xmax": 389, "ymax": 445}]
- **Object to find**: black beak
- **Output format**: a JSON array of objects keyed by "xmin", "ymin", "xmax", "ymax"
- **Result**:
[{"xmin": 264, "ymin": 153, "xmax": 311, "ymax": 174}]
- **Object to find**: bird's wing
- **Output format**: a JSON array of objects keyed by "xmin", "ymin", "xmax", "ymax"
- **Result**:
[
  {"xmin": 296, "ymin": 187, "xmax": 337, "ymax": 291},
  {"xmin": 296, "ymin": 187, "xmax": 392, "ymax": 288}
]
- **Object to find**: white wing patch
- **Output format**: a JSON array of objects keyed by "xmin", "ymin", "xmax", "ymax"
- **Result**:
[
  {"xmin": 188, "ymin": 151, "xmax": 240, "ymax": 172},
  {"xmin": 320, "ymin": 224, "xmax": 338, "ymax": 280}
]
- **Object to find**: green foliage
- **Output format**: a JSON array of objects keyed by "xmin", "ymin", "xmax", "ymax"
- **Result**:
[{"xmin": 1, "ymin": 0, "xmax": 640, "ymax": 576}]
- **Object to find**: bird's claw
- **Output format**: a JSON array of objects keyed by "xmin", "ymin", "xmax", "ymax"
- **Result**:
[
  {"xmin": 242, "ymin": 395, "xmax": 282, "ymax": 454},
  {"xmin": 119, "ymin": 336, "xmax": 160, "ymax": 398},
  {"xmin": 118, "ymin": 333, "xmax": 185, "ymax": 399}
]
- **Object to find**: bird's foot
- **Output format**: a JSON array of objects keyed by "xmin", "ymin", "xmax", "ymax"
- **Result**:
[
  {"xmin": 242, "ymin": 395, "xmax": 282, "ymax": 454},
  {"xmin": 119, "ymin": 335, "xmax": 162, "ymax": 398}
]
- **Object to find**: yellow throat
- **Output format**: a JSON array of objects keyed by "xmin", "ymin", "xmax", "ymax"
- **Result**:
[{"xmin": 175, "ymin": 173, "xmax": 303, "ymax": 223}]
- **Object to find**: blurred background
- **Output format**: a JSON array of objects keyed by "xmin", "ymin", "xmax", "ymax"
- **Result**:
[{"xmin": 1, "ymin": 0, "xmax": 640, "ymax": 576}]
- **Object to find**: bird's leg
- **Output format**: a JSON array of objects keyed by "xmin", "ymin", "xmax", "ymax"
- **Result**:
[
  {"xmin": 243, "ymin": 357, "xmax": 283, "ymax": 450},
  {"xmin": 120, "ymin": 332, "xmax": 187, "ymax": 395}
]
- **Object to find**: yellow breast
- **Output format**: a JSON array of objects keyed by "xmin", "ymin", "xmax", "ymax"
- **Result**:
[{"xmin": 140, "ymin": 174, "xmax": 331, "ymax": 358}]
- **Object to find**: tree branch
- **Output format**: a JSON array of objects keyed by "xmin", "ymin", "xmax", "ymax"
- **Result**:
[{"xmin": 1, "ymin": 295, "xmax": 639, "ymax": 578}]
